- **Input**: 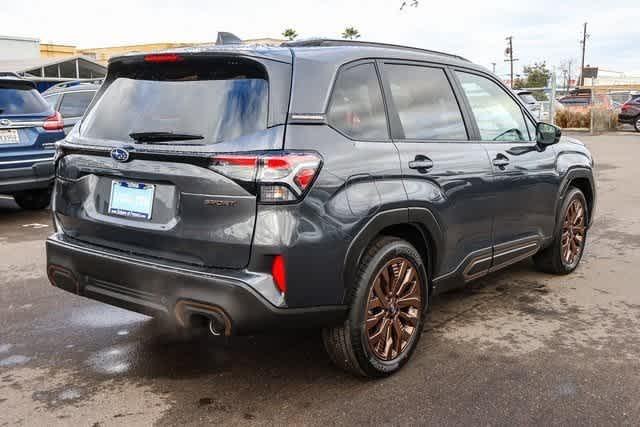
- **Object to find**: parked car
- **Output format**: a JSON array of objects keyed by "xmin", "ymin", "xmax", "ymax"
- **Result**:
[
  {"xmin": 0, "ymin": 77, "xmax": 64, "ymax": 209},
  {"xmin": 619, "ymin": 96, "xmax": 640, "ymax": 132},
  {"xmin": 515, "ymin": 90, "xmax": 541, "ymax": 117},
  {"xmin": 42, "ymin": 80, "xmax": 100, "ymax": 134},
  {"xmin": 46, "ymin": 40, "xmax": 596, "ymax": 377},
  {"xmin": 559, "ymin": 93, "xmax": 613, "ymax": 111}
]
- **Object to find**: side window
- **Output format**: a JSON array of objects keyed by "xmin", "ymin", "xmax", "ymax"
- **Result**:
[
  {"xmin": 327, "ymin": 63, "xmax": 388, "ymax": 140},
  {"xmin": 384, "ymin": 64, "xmax": 467, "ymax": 140},
  {"xmin": 43, "ymin": 93, "xmax": 61, "ymax": 110},
  {"xmin": 456, "ymin": 72, "xmax": 531, "ymax": 141},
  {"xmin": 58, "ymin": 91, "xmax": 95, "ymax": 118}
]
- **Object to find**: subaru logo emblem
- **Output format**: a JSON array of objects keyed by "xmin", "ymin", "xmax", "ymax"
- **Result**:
[
  {"xmin": 0, "ymin": 119, "xmax": 10, "ymax": 127},
  {"xmin": 111, "ymin": 148, "xmax": 130, "ymax": 162}
]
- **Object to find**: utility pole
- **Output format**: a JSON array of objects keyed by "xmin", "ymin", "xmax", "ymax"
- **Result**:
[
  {"xmin": 491, "ymin": 62, "xmax": 496, "ymax": 74},
  {"xmin": 504, "ymin": 36, "xmax": 518, "ymax": 88},
  {"xmin": 579, "ymin": 22, "xmax": 589, "ymax": 86}
]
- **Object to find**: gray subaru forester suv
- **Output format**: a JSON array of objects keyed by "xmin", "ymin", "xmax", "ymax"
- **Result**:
[{"xmin": 47, "ymin": 39, "xmax": 596, "ymax": 377}]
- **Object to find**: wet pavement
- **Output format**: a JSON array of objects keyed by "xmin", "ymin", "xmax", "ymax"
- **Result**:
[{"xmin": 2, "ymin": 132, "xmax": 640, "ymax": 426}]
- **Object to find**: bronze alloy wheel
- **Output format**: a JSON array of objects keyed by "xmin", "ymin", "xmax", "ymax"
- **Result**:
[
  {"xmin": 561, "ymin": 198, "xmax": 586, "ymax": 267},
  {"xmin": 365, "ymin": 257, "xmax": 423, "ymax": 361}
]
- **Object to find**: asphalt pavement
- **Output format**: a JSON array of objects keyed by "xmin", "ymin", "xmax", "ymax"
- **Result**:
[{"xmin": 1, "ymin": 131, "xmax": 640, "ymax": 426}]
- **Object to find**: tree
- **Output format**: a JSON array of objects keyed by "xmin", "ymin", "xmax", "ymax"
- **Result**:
[
  {"xmin": 282, "ymin": 28, "xmax": 298, "ymax": 41},
  {"xmin": 522, "ymin": 62, "xmax": 551, "ymax": 88},
  {"xmin": 400, "ymin": 0, "xmax": 419, "ymax": 9},
  {"xmin": 342, "ymin": 27, "xmax": 361, "ymax": 40},
  {"xmin": 520, "ymin": 62, "xmax": 551, "ymax": 100}
]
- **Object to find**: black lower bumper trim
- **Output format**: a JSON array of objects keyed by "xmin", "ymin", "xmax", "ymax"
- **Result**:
[{"xmin": 46, "ymin": 234, "xmax": 348, "ymax": 335}]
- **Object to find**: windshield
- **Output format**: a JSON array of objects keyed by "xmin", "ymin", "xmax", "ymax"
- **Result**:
[
  {"xmin": 0, "ymin": 84, "xmax": 50, "ymax": 115},
  {"xmin": 81, "ymin": 59, "xmax": 269, "ymax": 145}
]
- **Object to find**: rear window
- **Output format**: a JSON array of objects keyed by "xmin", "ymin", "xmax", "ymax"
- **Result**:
[
  {"xmin": 80, "ymin": 57, "xmax": 269, "ymax": 144},
  {"xmin": 0, "ymin": 83, "xmax": 50, "ymax": 115},
  {"xmin": 59, "ymin": 91, "xmax": 95, "ymax": 118}
]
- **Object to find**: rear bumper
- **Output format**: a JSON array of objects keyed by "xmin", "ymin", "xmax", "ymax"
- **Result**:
[
  {"xmin": 46, "ymin": 233, "xmax": 347, "ymax": 335},
  {"xmin": 618, "ymin": 113, "xmax": 638, "ymax": 124},
  {"xmin": 0, "ymin": 160, "xmax": 54, "ymax": 194}
]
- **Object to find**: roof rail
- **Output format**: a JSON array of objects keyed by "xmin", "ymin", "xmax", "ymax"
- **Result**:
[
  {"xmin": 282, "ymin": 38, "xmax": 470, "ymax": 62},
  {"xmin": 48, "ymin": 78, "xmax": 104, "ymax": 90}
]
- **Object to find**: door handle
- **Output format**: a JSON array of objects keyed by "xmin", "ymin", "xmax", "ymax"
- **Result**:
[
  {"xmin": 492, "ymin": 154, "xmax": 510, "ymax": 168},
  {"xmin": 408, "ymin": 156, "xmax": 433, "ymax": 171}
]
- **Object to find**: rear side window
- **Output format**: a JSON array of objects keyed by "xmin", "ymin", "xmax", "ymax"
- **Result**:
[
  {"xmin": 0, "ymin": 83, "xmax": 50, "ymax": 115},
  {"xmin": 59, "ymin": 91, "xmax": 95, "ymax": 118},
  {"xmin": 327, "ymin": 63, "xmax": 388, "ymax": 140},
  {"xmin": 44, "ymin": 93, "xmax": 61, "ymax": 110},
  {"xmin": 81, "ymin": 57, "xmax": 269, "ymax": 145},
  {"xmin": 384, "ymin": 64, "xmax": 467, "ymax": 140},
  {"xmin": 456, "ymin": 72, "xmax": 531, "ymax": 141}
]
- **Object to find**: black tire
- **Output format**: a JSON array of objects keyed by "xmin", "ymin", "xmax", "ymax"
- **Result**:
[
  {"xmin": 322, "ymin": 236, "xmax": 428, "ymax": 377},
  {"xmin": 13, "ymin": 189, "xmax": 51, "ymax": 210},
  {"xmin": 634, "ymin": 116, "xmax": 640, "ymax": 133},
  {"xmin": 534, "ymin": 187, "xmax": 588, "ymax": 274}
]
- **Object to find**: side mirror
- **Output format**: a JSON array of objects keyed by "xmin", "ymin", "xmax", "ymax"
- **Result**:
[{"xmin": 536, "ymin": 122, "xmax": 561, "ymax": 146}]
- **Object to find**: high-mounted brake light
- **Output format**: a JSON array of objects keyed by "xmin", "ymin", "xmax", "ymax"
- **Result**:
[
  {"xmin": 144, "ymin": 53, "xmax": 183, "ymax": 63},
  {"xmin": 43, "ymin": 111, "xmax": 63, "ymax": 131},
  {"xmin": 209, "ymin": 152, "xmax": 322, "ymax": 203}
]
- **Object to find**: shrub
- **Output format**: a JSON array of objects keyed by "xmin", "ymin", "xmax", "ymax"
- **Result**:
[{"xmin": 555, "ymin": 107, "xmax": 618, "ymax": 130}]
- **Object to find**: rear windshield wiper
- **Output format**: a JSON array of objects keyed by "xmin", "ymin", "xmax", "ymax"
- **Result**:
[{"xmin": 129, "ymin": 132, "xmax": 204, "ymax": 143}]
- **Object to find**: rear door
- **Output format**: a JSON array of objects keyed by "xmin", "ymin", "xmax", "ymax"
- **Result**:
[
  {"xmin": 54, "ymin": 53, "xmax": 292, "ymax": 269},
  {"xmin": 379, "ymin": 61, "xmax": 495, "ymax": 282},
  {"xmin": 454, "ymin": 70, "xmax": 559, "ymax": 267}
]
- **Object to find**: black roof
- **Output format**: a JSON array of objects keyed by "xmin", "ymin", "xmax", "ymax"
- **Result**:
[{"xmin": 111, "ymin": 38, "xmax": 476, "ymax": 70}]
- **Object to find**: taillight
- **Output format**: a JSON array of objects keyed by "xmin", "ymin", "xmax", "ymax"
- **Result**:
[
  {"xmin": 271, "ymin": 255, "xmax": 287, "ymax": 294},
  {"xmin": 209, "ymin": 152, "xmax": 322, "ymax": 203},
  {"xmin": 43, "ymin": 112, "xmax": 63, "ymax": 131},
  {"xmin": 144, "ymin": 53, "xmax": 183, "ymax": 63},
  {"xmin": 621, "ymin": 103, "xmax": 630, "ymax": 112}
]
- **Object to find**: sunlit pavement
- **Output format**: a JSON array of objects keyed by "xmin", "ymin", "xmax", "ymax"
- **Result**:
[{"xmin": 2, "ymin": 132, "xmax": 640, "ymax": 425}]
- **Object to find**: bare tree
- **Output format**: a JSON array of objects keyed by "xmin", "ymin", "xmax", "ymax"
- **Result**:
[{"xmin": 400, "ymin": 0, "xmax": 419, "ymax": 9}]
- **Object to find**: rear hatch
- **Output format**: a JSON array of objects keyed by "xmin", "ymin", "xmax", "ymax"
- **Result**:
[
  {"xmin": 0, "ymin": 79, "xmax": 60, "ymax": 167},
  {"xmin": 54, "ymin": 50, "xmax": 293, "ymax": 268}
]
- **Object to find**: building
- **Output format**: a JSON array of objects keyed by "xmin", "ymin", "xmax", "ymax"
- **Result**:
[{"xmin": 0, "ymin": 35, "xmax": 40, "ymax": 61}]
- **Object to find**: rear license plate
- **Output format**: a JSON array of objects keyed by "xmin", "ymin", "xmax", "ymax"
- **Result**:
[
  {"xmin": 0, "ymin": 129, "xmax": 19, "ymax": 144},
  {"xmin": 108, "ymin": 180, "xmax": 155, "ymax": 220}
]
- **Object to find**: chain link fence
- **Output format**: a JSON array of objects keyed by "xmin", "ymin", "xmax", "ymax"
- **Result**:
[{"xmin": 517, "ymin": 74, "xmax": 640, "ymax": 132}]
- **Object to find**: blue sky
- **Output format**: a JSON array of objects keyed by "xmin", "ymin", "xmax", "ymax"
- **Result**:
[{"xmin": 4, "ymin": 0, "xmax": 639, "ymax": 78}]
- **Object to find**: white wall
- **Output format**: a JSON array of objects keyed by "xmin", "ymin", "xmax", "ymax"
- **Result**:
[{"xmin": 0, "ymin": 36, "xmax": 40, "ymax": 61}]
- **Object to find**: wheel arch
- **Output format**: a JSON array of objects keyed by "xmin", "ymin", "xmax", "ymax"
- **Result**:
[
  {"xmin": 555, "ymin": 167, "xmax": 596, "ymax": 235},
  {"xmin": 342, "ymin": 208, "xmax": 443, "ymax": 304}
]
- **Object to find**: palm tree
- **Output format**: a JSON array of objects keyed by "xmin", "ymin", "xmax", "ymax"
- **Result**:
[
  {"xmin": 342, "ymin": 27, "xmax": 361, "ymax": 40},
  {"xmin": 282, "ymin": 28, "xmax": 298, "ymax": 41}
]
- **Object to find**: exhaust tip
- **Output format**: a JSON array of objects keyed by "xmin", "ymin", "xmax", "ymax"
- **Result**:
[{"xmin": 174, "ymin": 300, "xmax": 232, "ymax": 336}]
